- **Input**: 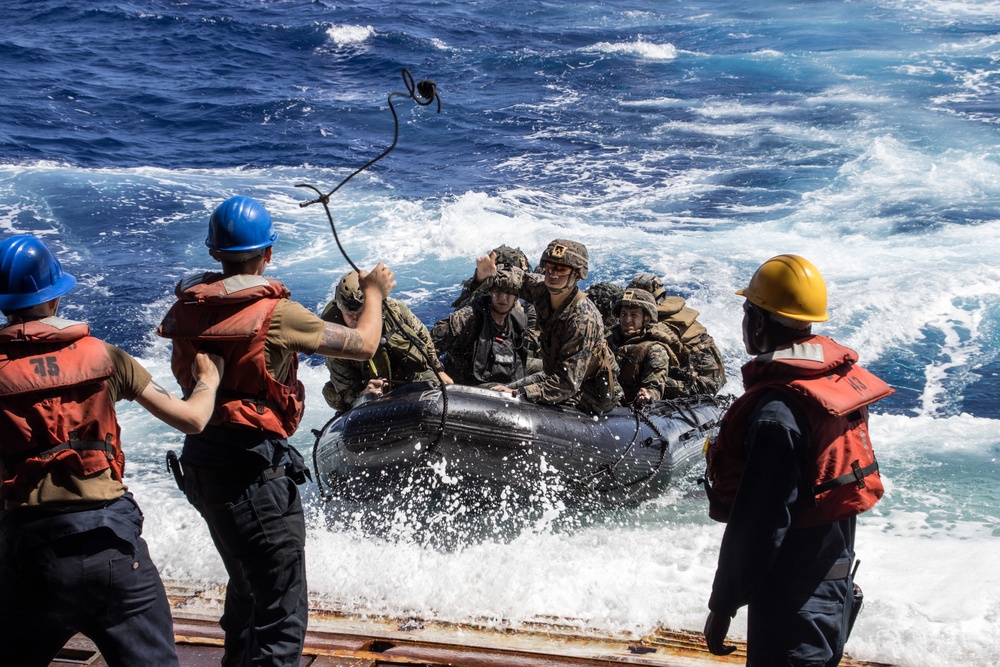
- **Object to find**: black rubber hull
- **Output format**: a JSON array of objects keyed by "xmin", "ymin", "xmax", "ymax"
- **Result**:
[{"xmin": 313, "ymin": 383, "xmax": 727, "ymax": 507}]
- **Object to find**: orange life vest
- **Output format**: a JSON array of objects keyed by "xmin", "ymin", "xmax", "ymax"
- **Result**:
[
  {"xmin": 703, "ymin": 335, "xmax": 892, "ymax": 527},
  {"xmin": 0, "ymin": 317, "xmax": 123, "ymax": 503},
  {"xmin": 158, "ymin": 272, "xmax": 305, "ymax": 438}
]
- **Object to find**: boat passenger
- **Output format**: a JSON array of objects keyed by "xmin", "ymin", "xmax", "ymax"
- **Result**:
[
  {"xmin": 431, "ymin": 267, "xmax": 536, "ymax": 386},
  {"xmin": 627, "ymin": 272, "xmax": 726, "ymax": 397},
  {"xmin": 702, "ymin": 255, "xmax": 891, "ymax": 665},
  {"xmin": 473, "ymin": 239, "xmax": 621, "ymax": 414},
  {"xmin": 157, "ymin": 196, "xmax": 395, "ymax": 667},
  {"xmin": 586, "ymin": 280, "xmax": 624, "ymax": 337},
  {"xmin": 322, "ymin": 270, "xmax": 452, "ymax": 412},
  {"xmin": 451, "ymin": 243, "xmax": 540, "ymax": 356},
  {"xmin": 0, "ymin": 235, "xmax": 224, "ymax": 666},
  {"xmin": 606, "ymin": 288, "xmax": 672, "ymax": 407}
]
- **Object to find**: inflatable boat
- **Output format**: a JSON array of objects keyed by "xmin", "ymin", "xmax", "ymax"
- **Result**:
[{"xmin": 312, "ymin": 383, "xmax": 728, "ymax": 507}]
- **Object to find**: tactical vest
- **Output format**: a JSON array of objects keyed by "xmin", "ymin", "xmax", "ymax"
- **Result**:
[
  {"xmin": 471, "ymin": 299, "xmax": 528, "ymax": 384},
  {"xmin": 158, "ymin": 272, "xmax": 305, "ymax": 438},
  {"xmin": 364, "ymin": 299, "xmax": 438, "ymax": 383},
  {"xmin": 703, "ymin": 335, "xmax": 892, "ymax": 527},
  {"xmin": 0, "ymin": 317, "xmax": 124, "ymax": 504}
]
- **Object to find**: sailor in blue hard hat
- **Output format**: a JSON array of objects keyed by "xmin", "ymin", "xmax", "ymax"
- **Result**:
[
  {"xmin": 0, "ymin": 234, "xmax": 224, "ymax": 664},
  {"xmin": 0, "ymin": 234, "xmax": 77, "ymax": 311}
]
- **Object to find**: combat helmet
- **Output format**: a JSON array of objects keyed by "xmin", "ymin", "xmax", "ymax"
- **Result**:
[
  {"xmin": 586, "ymin": 282, "xmax": 624, "ymax": 322},
  {"xmin": 490, "ymin": 267, "xmax": 522, "ymax": 295},
  {"xmin": 335, "ymin": 271, "xmax": 365, "ymax": 313},
  {"xmin": 614, "ymin": 288, "xmax": 659, "ymax": 323},
  {"xmin": 540, "ymin": 239, "xmax": 588, "ymax": 279},
  {"xmin": 492, "ymin": 245, "xmax": 531, "ymax": 272},
  {"xmin": 627, "ymin": 273, "xmax": 666, "ymax": 303}
]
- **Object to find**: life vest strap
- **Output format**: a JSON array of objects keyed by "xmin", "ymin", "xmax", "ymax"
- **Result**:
[
  {"xmin": 2, "ymin": 435, "xmax": 115, "ymax": 470},
  {"xmin": 813, "ymin": 459, "xmax": 879, "ymax": 494}
]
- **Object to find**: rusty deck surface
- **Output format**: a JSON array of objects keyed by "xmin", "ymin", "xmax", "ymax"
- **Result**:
[{"xmin": 49, "ymin": 581, "xmax": 892, "ymax": 666}]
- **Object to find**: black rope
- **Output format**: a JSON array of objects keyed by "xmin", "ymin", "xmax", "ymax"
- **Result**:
[
  {"xmin": 299, "ymin": 68, "xmax": 450, "ymax": 477},
  {"xmin": 296, "ymin": 67, "xmax": 441, "ymax": 273}
]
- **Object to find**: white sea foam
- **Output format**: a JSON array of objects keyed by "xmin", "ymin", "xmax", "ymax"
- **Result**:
[
  {"xmin": 584, "ymin": 39, "xmax": 678, "ymax": 61},
  {"xmin": 325, "ymin": 24, "xmax": 375, "ymax": 46}
]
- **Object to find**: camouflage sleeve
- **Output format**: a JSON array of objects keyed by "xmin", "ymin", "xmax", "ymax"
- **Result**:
[
  {"xmin": 325, "ymin": 357, "xmax": 363, "ymax": 410},
  {"xmin": 639, "ymin": 342, "xmax": 671, "ymax": 403},
  {"xmin": 687, "ymin": 335, "xmax": 727, "ymax": 395},
  {"xmin": 450, "ymin": 273, "xmax": 485, "ymax": 309},
  {"xmin": 522, "ymin": 306, "xmax": 603, "ymax": 405},
  {"xmin": 431, "ymin": 306, "xmax": 478, "ymax": 356}
]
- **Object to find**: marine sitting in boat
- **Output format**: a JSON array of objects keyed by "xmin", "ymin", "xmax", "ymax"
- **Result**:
[
  {"xmin": 471, "ymin": 239, "xmax": 622, "ymax": 415},
  {"xmin": 451, "ymin": 243, "xmax": 540, "ymax": 356},
  {"xmin": 627, "ymin": 272, "xmax": 726, "ymax": 397},
  {"xmin": 606, "ymin": 288, "xmax": 672, "ymax": 408},
  {"xmin": 431, "ymin": 267, "xmax": 538, "ymax": 386},
  {"xmin": 322, "ymin": 270, "xmax": 453, "ymax": 412}
]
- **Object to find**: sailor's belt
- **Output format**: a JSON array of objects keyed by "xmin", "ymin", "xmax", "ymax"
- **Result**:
[
  {"xmin": 823, "ymin": 559, "xmax": 853, "ymax": 580},
  {"xmin": 184, "ymin": 464, "xmax": 287, "ymax": 487}
]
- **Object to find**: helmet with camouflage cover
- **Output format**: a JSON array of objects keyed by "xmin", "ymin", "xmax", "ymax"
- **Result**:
[
  {"xmin": 627, "ymin": 273, "xmax": 666, "ymax": 302},
  {"xmin": 540, "ymin": 239, "xmax": 588, "ymax": 279},
  {"xmin": 614, "ymin": 288, "xmax": 659, "ymax": 323},
  {"xmin": 492, "ymin": 245, "xmax": 531, "ymax": 272},
  {"xmin": 586, "ymin": 282, "xmax": 624, "ymax": 322},
  {"xmin": 490, "ymin": 267, "xmax": 522, "ymax": 295},
  {"xmin": 335, "ymin": 270, "xmax": 365, "ymax": 313}
]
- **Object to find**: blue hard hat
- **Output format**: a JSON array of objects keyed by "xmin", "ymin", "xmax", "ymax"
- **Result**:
[
  {"xmin": 0, "ymin": 235, "xmax": 77, "ymax": 311},
  {"xmin": 205, "ymin": 196, "xmax": 278, "ymax": 252}
]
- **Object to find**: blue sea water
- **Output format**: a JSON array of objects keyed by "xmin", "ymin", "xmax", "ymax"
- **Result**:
[{"xmin": 2, "ymin": 1, "xmax": 999, "ymax": 664}]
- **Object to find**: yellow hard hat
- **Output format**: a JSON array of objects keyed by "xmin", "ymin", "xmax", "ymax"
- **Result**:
[{"xmin": 737, "ymin": 254, "xmax": 828, "ymax": 322}]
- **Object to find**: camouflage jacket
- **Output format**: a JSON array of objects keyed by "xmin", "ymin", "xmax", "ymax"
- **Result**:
[
  {"xmin": 431, "ymin": 295, "xmax": 532, "ymax": 386},
  {"xmin": 321, "ymin": 297, "xmax": 442, "ymax": 412},
  {"xmin": 481, "ymin": 268, "xmax": 620, "ymax": 414},
  {"xmin": 607, "ymin": 324, "xmax": 672, "ymax": 406},
  {"xmin": 452, "ymin": 273, "xmax": 541, "ymax": 355},
  {"xmin": 655, "ymin": 296, "xmax": 726, "ymax": 397}
]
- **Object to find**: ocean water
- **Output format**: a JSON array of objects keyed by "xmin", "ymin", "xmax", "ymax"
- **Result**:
[{"xmin": 2, "ymin": 1, "xmax": 999, "ymax": 665}]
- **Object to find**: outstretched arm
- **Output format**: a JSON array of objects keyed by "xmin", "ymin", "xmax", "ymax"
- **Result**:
[
  {"xmin": 316, "ymin": 263, "xmax": 395, "ymax": 360},
  {"xmin": 136, "ymin": 352, "xmax": 223, "ymax": 434}
]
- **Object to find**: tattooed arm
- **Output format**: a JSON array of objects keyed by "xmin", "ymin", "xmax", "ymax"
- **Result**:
[
  {"xmin": 135, "ymin": 351, "xmax": 224, "ymax": 434},
  {"xmin": 317, "ymin": 262, "xmax": 396, "ymax": 360}
]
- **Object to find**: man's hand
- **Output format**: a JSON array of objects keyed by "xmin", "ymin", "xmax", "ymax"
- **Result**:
[
  {"xmin": 359, "ymin": 262, "xmax": 395, "ymax": 300},
  {"xmin": 191, "ymin": 351, "xmax": 224, "ymax": 390},
  {"xmin": 703, "ymin": 611, "xmax": 736, "ymax": 656},
  {"xmin": 363, "ymin": 378, "xmax": 388, "ymax": 397},
  {"xmin": 490, "ymin": 384, "xmax": 517, "ymax": 396},
  {"xmin": 635, "ymin": 387, "xmax": 652, "ymax": 407},
  {"xmin": 438, "ymin": 371, "xmax": 455, "ymax": 386},
  {"xmin": 474, "ymin": 252, "xmax": 497, "ymax": 283}
]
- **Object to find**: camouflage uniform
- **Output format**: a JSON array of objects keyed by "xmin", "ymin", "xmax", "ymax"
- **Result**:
[
  {"xmin": 431, "ymin": 294, "xmax": 531, "ymax": 386},
  {"xmin": 321, "ymin": 297, "xmax": 442, "ymax": 412},
  {"xmin": 607, "ymin": 323, "xmax": 672, "ymax": 406},
  {"xmin": 451, "ymin": 245, "xmax": 540, "ymax": 356},
  {"xmin": 492, "ymin": 267, "xmax": 621, "ymax": 414},
  {"xmin": 627, "ymin": 273, "xmax": 726, "ymax": 397}
]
